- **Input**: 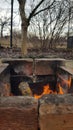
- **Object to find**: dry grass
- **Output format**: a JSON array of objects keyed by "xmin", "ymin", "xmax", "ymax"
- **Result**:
[
  {"xmin": 0, "ymin": 37, "xmax": 67, "ymax": 50},
  {"xmin": 0, "ymin": 37, "xmax": 21, "ymax": 48}
]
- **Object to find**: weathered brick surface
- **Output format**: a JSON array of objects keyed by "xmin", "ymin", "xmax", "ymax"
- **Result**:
[
  {"xmin": 1, "ymin": 94, "xmax": 73, "ymax": 130},
  {"xmin": 0, "ymin": 96, "xmax": 38, "ymax": 130},
  {"xmin": 0, "ymin": 64, "xmax": 11, "ymax": 96},
  {"xmin": 12, "ymin": 60, "xmax": 54, "ymax": 76},
  {"xmin": 39, "ymin": 114, "xmax": 73, "ymax": 130},
  {"xmin": 39, "ymin": 94, "xmax": 73, "ymax": 130}
]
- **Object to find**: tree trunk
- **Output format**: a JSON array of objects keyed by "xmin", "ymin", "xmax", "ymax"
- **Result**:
[
  {"xmin": 1, "ymin": 25, "xmax": 3, "ymax": 38},
  {"xmin": 18, "ymin": 0, "xmax": 28, "ymax": 56},
  {"xmin": 21, "ymin": 22, "xmax": 28, "ymax": 55},
  {"xmin": 17, "ymin": 0, "xmax": 49, "ymax": 55}
]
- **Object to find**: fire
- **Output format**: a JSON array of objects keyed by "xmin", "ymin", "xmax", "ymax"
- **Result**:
[
  {"xmin": 34, "ymin": 84, "xmax": 57, "ymax": 99},
  {"xmin": 58, "ymin": 83, "xmax": 64, "ymax": 94},
  {"xmin": 58, "ymin": 74, "xmax": 72, "ymax": 88},
  {"xmin": 4, "ymin": 83, "xmax": 10, "ymax": 96},
  {"xmin": 34, "ymin": 75, "xmax": 72, "ymax": 99},
  {"xmin": 68, "ymin": 76, "xmax": 72, "ymax": 88},
  {"xmin": 3, "ymin": 83, "xmax": 14, "ymax": 96}
]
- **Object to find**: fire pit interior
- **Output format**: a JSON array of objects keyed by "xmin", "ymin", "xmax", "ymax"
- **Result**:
[
  {"xmin": 0, "ymin": 58, "xmax": 73, "ymax": 130},
  {"xmin": 1, "ymin": 58, "xmax": 73, "ymax": 98}
]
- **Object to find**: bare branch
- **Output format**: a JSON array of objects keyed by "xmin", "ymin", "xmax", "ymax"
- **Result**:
[
  {"xmin": 33, "ymin": 0, "xmax": 55, "ymax": 17},
  {"xmin": 28, "ymin": 0, "xmax": 45, "ymax": 23}
]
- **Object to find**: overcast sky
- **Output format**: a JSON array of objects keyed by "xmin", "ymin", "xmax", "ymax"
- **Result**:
[
  {"xmin": 0, "ymin": 0, "xmax": 21, "ymax": 35},
  {"xmin": 0, "ymin": 0, "xmax": 18, "ymax": 9},
  {"xmin": 0, "ymin": 0, "xmax": 36, "ymax": 36}
]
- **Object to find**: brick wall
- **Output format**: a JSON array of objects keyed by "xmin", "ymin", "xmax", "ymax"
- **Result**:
[
  {"xmin": 39, "ymin": 94, "xmax": 73, "ymax": 130},
  {"xmin": 0, "ymin": 95, "xmax": 73, "ymax": 130},
  {"xmin": 0, "ymin": 96, "xmax": 38, "ymax": 130}
]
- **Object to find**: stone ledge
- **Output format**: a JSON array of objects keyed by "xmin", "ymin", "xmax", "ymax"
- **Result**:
[
  {"xmin": 0, "ymin": 96, "xmax": 38, "ymax": 107},
  {"xmin": 0, "ymin": 96, "xmax": 38, "ymax": 130},
  {"xmin": 59, "ymin": 66, "xmax": 73, "ymax": 75},
  {"xmin": 2, "ymin": 58, "xmax": 66, "ymax": 63},
  {"xmin": 39, "ymin": 94, "xmax": 73, "ymax": 114},
  {"xmin": 1, "ymin": 95, "xmax": 73, "ymax": 130},
  {"xmin": 39, "ymin": 94, "xmax": 73, "ymax": 130}
]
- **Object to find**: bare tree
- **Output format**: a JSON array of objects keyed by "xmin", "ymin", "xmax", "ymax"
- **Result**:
[
  {"xmin": 28, "ymin": 0, "xmax": 69, "ymax": 49},
  {"xmin": 16, "ymin": 0, "xmax": 73, "ymax": 53},
  {"xmin": 46, "ymin": 1, "xmax": 72, "ymax": 47},
  {"xmin": 0, "ymin": 15, "xmax": 10, "ymax": 38},
  {"xmin": 17, "ymin": 0, "xmax": 55, "ymax": 55}
]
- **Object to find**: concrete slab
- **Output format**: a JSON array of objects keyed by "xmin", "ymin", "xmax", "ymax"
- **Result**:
[
  {"xmin": 0, "ymin": 63, "xmax": 9, "ymax": 74},
  {"xmin": 59, "ymin": 66, "xmax": 73, "ymax": 75},
  {"xmin": 2, "ymin": 58, "xmax": 66, "ymax": 63}
]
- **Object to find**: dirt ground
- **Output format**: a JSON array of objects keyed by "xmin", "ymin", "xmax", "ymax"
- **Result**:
[
  {"xmin": 0, "ymin": 46, "xmax": 73, "ymax": 59},
  {"xmin": 0, "ymin": 47, "xmax": 73, "ymax": 68}
]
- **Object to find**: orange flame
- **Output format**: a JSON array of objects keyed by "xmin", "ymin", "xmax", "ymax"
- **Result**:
[
  {"xmin": 68, "ymin": 76, "xmax": 72, "ymax": 88},
  {"xmin": 4, "ymin": 83, "xmax": 10, "ymax": 96},
  {"xmin": 58, "ymin": 75, "xmax": 72, "ymax": 88},
  {"xmin": 34, "ymin": 84, "xmax": 57, "ymax": 99},
  {"xmin": 34, "ymin": 76, "xmax": 72, "ymax": 99},
  {"xmin": 58, "ymin": 83, "xmax": 64, "ymax": 94}
]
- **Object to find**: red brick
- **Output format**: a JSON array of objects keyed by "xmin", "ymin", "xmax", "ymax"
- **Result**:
[
  {"xmin": 39, "ymin": 94, "xmax": 73, "ymax": 130},
  {"xmin": 0, "ymin": 96, "xmax": 38, "ymax": 130}
]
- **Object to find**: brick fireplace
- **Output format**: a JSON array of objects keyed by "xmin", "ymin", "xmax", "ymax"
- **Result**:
[
  {"xmin": 1, "ymin": 58, "xmax": 73, "ymax": 96},
  {"xmin": 0, "ymin": 58, "xmax": 73, "ymax": 130}
]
